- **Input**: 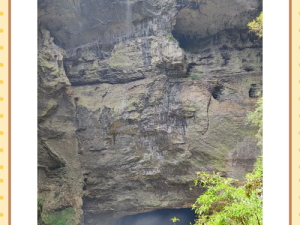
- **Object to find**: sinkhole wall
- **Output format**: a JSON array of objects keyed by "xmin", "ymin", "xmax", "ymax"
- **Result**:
[{"xmin": 38, "ymin": 0, "xmax": 262, "ymax": 224}]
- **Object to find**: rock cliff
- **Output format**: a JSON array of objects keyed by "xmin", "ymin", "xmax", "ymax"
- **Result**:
[{"xmin": 38, "ymin": 0, "xmax": 262, "ymax": 224}]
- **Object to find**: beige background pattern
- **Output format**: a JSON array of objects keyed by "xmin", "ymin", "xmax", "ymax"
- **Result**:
[
  {"xmin": 292, "ymin": 1, "xmax": 300, "ymax": 224},
  {"xmin": 0, "ymin": 0, "xmax": 9, "ymax": 224}
]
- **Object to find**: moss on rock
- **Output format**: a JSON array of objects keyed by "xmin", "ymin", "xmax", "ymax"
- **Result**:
[{"xmin": 43, "ymin": 207, "xmax": 77, "ymax": 225}]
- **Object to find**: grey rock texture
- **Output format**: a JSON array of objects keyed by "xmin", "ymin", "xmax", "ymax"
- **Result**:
[
  {"xmin": 38, "ymin": 0, "xmax": 262, "ymax": 224},
  {"xmin": 38, "ymin": 27, "xmax": 84, "ymax": 224}
]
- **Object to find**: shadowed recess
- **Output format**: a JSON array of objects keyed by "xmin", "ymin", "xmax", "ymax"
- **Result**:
[{"xmin": 116, "ymin": 208, "xmax": 197, "ymax": 225}]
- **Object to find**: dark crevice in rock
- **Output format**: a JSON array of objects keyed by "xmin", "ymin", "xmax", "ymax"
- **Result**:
[
  {"xmin": 69, "ymin": 76, "xmax": 146, "ymax": 87},
  {"xmin": 243, "ymin": 66, "xmax": 255, "ymax": 72},
  {"xmin": 234, "ymin": 44, "xmax": 262, "ymax": 51},
  {"xmin": 172, "ymin": 28, "xmax": 261, "ymax": 53},
  {"xmin": 187, "ymin": 62, "xmax": 197, "ymax": 73},
  {"xmin": 198, "ymin": 55, "xmax": 213, "ymax": 61},
  {"xmin": 176, "ymin": 0, "xmax": 202, "ymax": 10},
  {"xmin": 221, "ymin": 52, "xmax": 231, "ymax": 66},
  {"xmin": 219, "ymin": 45, "xmax": 233, "ymax": 51},
  {"xmin": 202, "ymin": 95, "xmax": 211, "ymax": 136}
]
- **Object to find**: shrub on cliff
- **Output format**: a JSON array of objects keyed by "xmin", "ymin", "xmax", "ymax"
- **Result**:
[
  {"xmin": 191, "ymin": 158, "xmax": 262, "ymax": 225},
  {"xmin": 38, "ymin": 198, "xmax": 44, "ymax": 225},
  {"xmin": 248, "ymin": 12, "xmax": 263, "ymax": 38}
]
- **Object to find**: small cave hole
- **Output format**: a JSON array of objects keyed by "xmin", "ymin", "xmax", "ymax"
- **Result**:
[
  {"xmin": 249, "ymin": 84, "xmax": 260, "ymax": 98},
  {"xmin": 243, "ymin": 66, "xmax": 254, "ymax": 72},
  {"xmin": 127, "ymin": 119, "xmax": 134, "ymax": 125},
  {"xmin": 211, "ymin": 85, "xmax": 224, "ymax": 101},
  {"xmin": 219, "ymin": 45, "xmax": 229, "ymax": 51}
]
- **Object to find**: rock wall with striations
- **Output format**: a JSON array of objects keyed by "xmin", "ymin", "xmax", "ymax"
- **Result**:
[
  {"xmin": 38, "ymin": 0, "xmax": 262, "ymax": 224},
  {"xmin": 38, "ymin": 27, "xmax": 84, "ymax": 223}
]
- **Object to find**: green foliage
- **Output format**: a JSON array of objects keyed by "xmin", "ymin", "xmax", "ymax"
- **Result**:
[
  {"xmin": 38, "ymin": 198, "xmax": 44, "ymax": 225},
  {"xmin": 191, "ymin": 169, "xmax": 262, "ymax": 225},
  {"xmin": 167, "ymin": 34, "xmax": 179, "ymax": 43},
  {"xmin": 245, "ymin": 157, "xmax": 263, "ymax": 199},
  {"xmin": 189, "ymin": 73, "xmax": 200, "ymax": 80},
  {"xmin": 38, "ymin": 198, "xmax": 43, "ymax": 212},
  {"xmin": 170, "ymin": 216, "xmax": 180, "ymax": 224},
  {"xmin": 43, "ymin": 207, "xmax": 77, "ymax": 225},
  {"xmin": 247, "ymin": 97, "xmax": 263, "ymax": 147},
  {"xmin": 248, "ymin": 12, "xmax": 263, "ymax": 38}
]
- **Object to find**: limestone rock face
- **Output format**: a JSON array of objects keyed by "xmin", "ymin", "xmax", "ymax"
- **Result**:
[
  {"xmin": 38, "ymin": 27, "xmax": 84, "ymax": 224},
  {"xmin": 38, "ymin": 0, "xmax": 262, "ymax": 224},
  {"xmin": 174, "ymin": 0, "xmax": 261, "ymax": 39},
  {"xmin": 64, "ymin": 36, "xmax": 187, "ymax": 85}
]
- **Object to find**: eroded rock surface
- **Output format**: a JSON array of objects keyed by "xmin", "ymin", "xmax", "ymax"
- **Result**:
[
  {"xmin": 38, "ymin": 27, "xmax": 84, "ymax": 224},
  {"xmin": 38, "ymin": 0, "xmax": 262, "ymax": 224}
]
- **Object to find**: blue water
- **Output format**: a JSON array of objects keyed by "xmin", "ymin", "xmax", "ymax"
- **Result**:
[{"xmin": 116, "ymin": 208, "xmax": 197, "ymax": 225}]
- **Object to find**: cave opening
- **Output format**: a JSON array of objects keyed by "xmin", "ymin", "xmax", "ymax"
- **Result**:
[
  {"xmin": 249, "ymin": 84, "xmax": 261, "ymax": 98},
  {"xmin": 116, "ymin": 208, "xmax": 197, "ymax": 225},
  {"xmin": 171, "ymin": 31, "xmax": 201, "ymax": 52},
  {"xmin": 211, "ymin": 85, "xmax": 224, "ymax": 101}
]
